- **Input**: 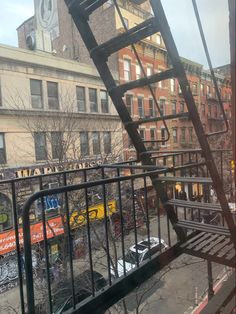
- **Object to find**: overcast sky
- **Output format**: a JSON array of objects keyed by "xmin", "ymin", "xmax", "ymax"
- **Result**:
[{"xmin": 0, "ymin": 0, "xmax": 230, "ymax": 68}]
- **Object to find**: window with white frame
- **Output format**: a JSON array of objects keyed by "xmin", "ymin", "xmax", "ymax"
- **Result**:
[
  {"xmin": 136, "ymin": 64, "xmax": 142, "ymax": 79},
  {"xmin": 180, "ymin": 127, "xmax": 186, "ymax": 142},
  {"xmin": 76, "ymin": 86, "xmax": 86, "ymax": 112},
  {"xmin": 200, "ymin": 83, "xmax": 204, "ymax": 96},
  {"xmin": 139, "ymin": 129, "xmax": 145, "ymax": 141},
  {"xmin": 125, "ymin": 94, "xmax": 133, "ymax": 115},
  {"xmin": 159, "ymin": 99, "xmax": 165, "ymax": 115},
  {"xmin": 149, "ymin": 98, "xmax": 155, "ymax": 117},
  {"xmin": 80, "ymin": 132, "xmax": 89, "ymax": 156},
  {"xmin": 0, "ymin": 133, "xmax": 6, "ymax": 164},
  {"xmin": 161, "ymin": 128, "xmax": 166, "ymax": 145},
  {"xmin": 92, "ymin": 132, "xmax": 101, "ymax": 155},
  {"xmin": 47, "ymin": 81, "xmax": 59, "ymax": 109},
  {"xmin": 89, "ymin": 88, "xmax": 98, "ymax": 112},
  {"xmin": 124, "ymin": 59, "xmax": 131, "ymax": 81},
  {"xmin": 147, "ymin": 66, "xmax": 153, "ymax": 77},
  {"xmin": 138, "ymin": 97, "xmax": 144, "ymax": 117},
  {"xmin": 172, "ymin": 128, "xmax": 178, "ymax": 143},
  {"xmin": 170, "ymin": 79, "xmax": 175, "ymax": 93},
  {"xmin": 51, "ymin": 132, "xmax": 63, "ymax": 160},
  {"xmin": 150, "ymin": 128, "xmax": 156, "ymax": 141},
  {"xmin": 172, "ymin": 101, "xmax": 176, "ymax": 115},
  {"xmin": 104, "ymin": 132, "xmax": 111, "ymax": 154},
  {"xmin": 156, "ymin": 34, "xmax": 161, "ymax": 45},
  {"xmin": 157, "ymin": 71, "xmax": 162, "ymax": 88},
  {"xmin": 100, "ymin": 90, "xmax": 109, "ymax": 113},
  {"xmin": 34, "ymin": 132, "xmax": 47, "ymax": 161},
  {"xmin": 30, "ymin": 79, "xmax": 43, "ymax": 109}
]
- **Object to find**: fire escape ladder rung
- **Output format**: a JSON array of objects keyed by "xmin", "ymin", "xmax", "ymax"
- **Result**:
[
  {"xmin": 112, "ymin": 68, "xmax": 176, "ymax": 95},
  {"xmin": 65, "ymin": 0, "xmax": 110, "ymax": 20},
  {"xmin": 90, "ymin": 18, "xmax": 160, "ymax": 61}
]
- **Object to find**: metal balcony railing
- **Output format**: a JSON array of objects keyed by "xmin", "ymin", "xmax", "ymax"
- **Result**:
[{"xmin": 0, "ymin": 149, "xmax": 234, "ymax": 314}]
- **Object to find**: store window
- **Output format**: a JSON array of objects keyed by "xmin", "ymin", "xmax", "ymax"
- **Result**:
[
  {"xmin": 30, "ymin": 79, "xmax": 43, "ymax": 109},
  {"xmin": 47, "ymin": 81, "xmax": 59, "ymax": 109},
  {"xmin": 76, "ymin": 86, "xmax": 86, "ymax": 112},
  {"xmin": 104, "ymin": 132, "xmax": 111, "ymax": 154},
  {"xmin": 124, "ymin": 59, "xmax": 131, "ymax": 81},
  {"xmin": 80, "ymin": 132, "xmax": 89, "ymax": 156},
  {"xmin": 100, "ymin": 90, "xmax": 109, "ymax": 113},
  {"xmin": 0, "ymin": 133, "xmax": 6, "ymax": 164},
  {"xmin": 92, "ymin": 132, "xmax": 101, "ymax": 155},
  {"xmin": 89, "ymin": 88, "xmax": 98, "ymax": 112},
  {"xmin": 34, "ymin": 132, "xmax": 47, "ymax": 161}
]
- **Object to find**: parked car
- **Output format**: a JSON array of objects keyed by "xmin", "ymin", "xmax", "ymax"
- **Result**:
[
  {"xmin": 111, "ymin": 237, "xmax": 168, "ymax": 278},
  {"xmin": 34, "ymin": 270, "xmax": 107, "ymax": 314}
]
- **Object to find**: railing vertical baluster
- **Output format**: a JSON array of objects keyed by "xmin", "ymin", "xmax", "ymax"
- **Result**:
[
  {"xmin": 11, "ymin": 181, "xmax": 25, "ymax": 314},
  {"xmin": 117, "ymin": 168, "xmax": 126, "ymax": 276},
  {"xmin": 101, "ymin": 168, "xmax": 112, "ymax": 285},
  {"xmin": 39, "ymin": 177, "xmax": 53, "ymax": 314},
  {"xmin": 83, "ymin": 169, "xmax": 95, "ymax": 295},
  {"xmin": 144, "ymin": 176, "xmax": 151, "ymax": 256},
  {"xmin": 62, "ymin": 173, "xmax": 76, "ymax": 309},
  {"xmin": 131, "ymin": 178, "xmax": 139, "ymax": 267}
]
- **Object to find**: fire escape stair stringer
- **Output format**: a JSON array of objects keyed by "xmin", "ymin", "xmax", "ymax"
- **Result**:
[{"xmin": 64, "ymin": 0, "xmax": 236, "ymax": 250}]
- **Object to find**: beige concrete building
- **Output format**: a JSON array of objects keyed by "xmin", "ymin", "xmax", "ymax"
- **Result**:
[{"xmin": 0, "ymin": 44, "xmax": 123, "ymax": 178}]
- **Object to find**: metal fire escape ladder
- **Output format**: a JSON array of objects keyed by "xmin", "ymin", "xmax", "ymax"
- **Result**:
[{"xmin": 64, "ymin": 0, "xmax": 236, "ymax": 247}]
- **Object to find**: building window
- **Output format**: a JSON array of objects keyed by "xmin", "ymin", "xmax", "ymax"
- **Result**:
[
  {"xmin": 123, "ymin": 17, "xmax": 129, "ymax": 29},
  {"xmin": 80, "ymin": 132, "xmax": 89, "ymax": 156},
  {"xmin": 201, "ymin": 103, "xmax": 205, "ymax": 116},
  {"xmin": 138, "ymin": 97, "xmax": 144, "ymax": 117},
  {"xmin": 147, "ymin": 66, "xmax": 153, "ymax": 77},
  {"xmin": 89, "ymin": 88, "xmax": 98, "ymax": 112},
  {"xmin": 125, "ymin": 94, "xmax": 133, "ymax": 115},
  {"xmin": 30, "ymin": 79, "xmax": 43, "ymax": 109},
  {"xmin": 124, "ymin": 59, "xmax": 131, "ymax": 81},
  {"xmin": 0, "ymin": 133, "xmax": 6, "ymax": 164},
  {"xmin": 159, "ymin": 99, "xmax": 165, "ymax": 115},
  {"xmin": 139, "ymin": 129, "xmax": 145, "ymax": 141},
  {"xmin": 170, "ymin": 79, "xmax": 175, "ymax": 93},
  {"xmin": 172, "ymin": 128, "xmax": 178, "ymax": 143},
  {"xmin": 34, "ymin": 132, "xmax": 47, "ymax": 161},
  {"xmin": 180, "ymin": 127, "xmax": 186, "ymax": 143},
  {"xmin": 100, "ymin": 90, "xmax": 109, "ymax": 113},
  {"xmin": 92, "ymin": 132, "xmax": 101, "ymax": 155},
  {"xmin": 150, "ymin": 129, "xmax": 156, "ymax": 141},
  {"xmin": 189, "ymin": 127, "xmax": 193, "ymax": 143},
  {"xmin": 161, "ymin": 128, "xmax": 166, "ymax": 145},
  {"xmin": 192, "ymin": 83, "xmax": 198, "ymax": 95},
  {"xmin": 76, "ymin": 86, "xmax": 86, "ymax": 112},
  {"xmin": 51, "ymin": 132, "xmax": 63, "ymax": 160},
  {"xmin": 104, "ymin": 132, "xmax": 111, "ymax": 154},
  {"xmin": 47, "ymin": 82, "xmax": 59, "ymax": 109},
  {"xmin": 206, "ymin": 85, "xmax": 210, "ymax": 96},
  {"xmin": 136, "ymin": 64, "xmax": 142, "ymax": 79},
  {"xmin": 200, "ymin": 83, "xmax": 204, "ymax": 96},
  {"xmin": 172, "ymin": 102, "xmax": 176, "ymax": 115},
  {"xmin": 156, "ymin": 34, "xmax": 161, "ymax": 45},
  {"xmin": 149, "ymin": 98, "xmax": 155, "ymax": 117},
  {"xmin": 180, "ymin": 102, "xmax": 184, "ymax": 113}
]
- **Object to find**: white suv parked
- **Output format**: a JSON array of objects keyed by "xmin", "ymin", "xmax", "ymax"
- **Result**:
[{"xmin": 111, "ymin": 237, "xmax": 168, "ymax": 278}]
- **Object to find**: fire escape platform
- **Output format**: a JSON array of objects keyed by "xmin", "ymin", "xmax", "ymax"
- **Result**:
[{"xmin": 180, "ymin": 231, "xmax": 235, "ymax": 267}]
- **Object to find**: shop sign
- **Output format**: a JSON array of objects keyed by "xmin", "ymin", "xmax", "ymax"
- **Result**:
[
  {"xmin": 0, "ymin": 216, "xmax": 64, "ymax": 255},
  {"xmin": 70, "ymin": 199, "xmax": 117, "ymax": 228}
]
